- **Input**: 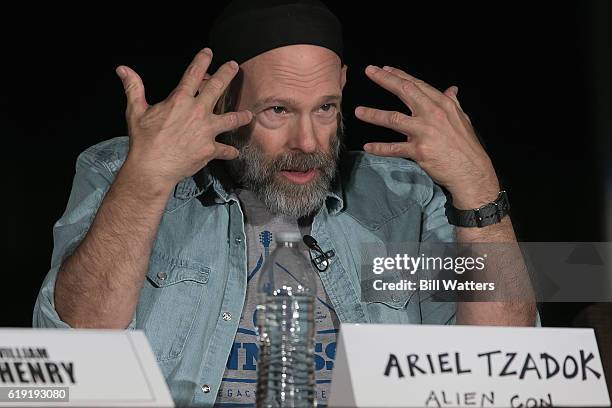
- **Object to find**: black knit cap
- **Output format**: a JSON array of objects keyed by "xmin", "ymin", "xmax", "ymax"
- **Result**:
[{"xmin": 208, "ymin": 0, "xmax": 343, "ymax": 72}]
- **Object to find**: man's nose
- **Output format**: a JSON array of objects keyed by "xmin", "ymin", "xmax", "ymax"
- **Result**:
[{"xmin": 287, "ymin": 114, "xmax": 318, "ymax": 154}]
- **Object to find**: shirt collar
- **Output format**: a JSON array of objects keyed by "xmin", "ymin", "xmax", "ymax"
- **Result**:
[{"xmin": 325, "ymin": 172, "xmax": 344, "ymax": 215}]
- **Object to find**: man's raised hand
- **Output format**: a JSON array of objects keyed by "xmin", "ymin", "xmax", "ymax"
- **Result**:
[
  {"xmin": 355, "ymin": 65, "xmax": 499, "ymax": 209},
  {"xmin": 115, "ymin": 48, "xmax": 252, "ymax": 188}
]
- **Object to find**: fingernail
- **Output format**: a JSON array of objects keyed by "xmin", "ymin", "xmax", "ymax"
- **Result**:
[
  {"xmin": 366, "ymin": 65, "xmax": 379, "ymax": 75},
  {"xmin": 355, "ymin": 107, "xmax": 366, "ymax": 116},
  {"xmin": 116, "ymin": 67, "xmax": 126, "ymax": 79},
  {"xmin": 454, "ymin": 86, "xmax": 459, "ymax": 96},
  {"xmin": 363, "ymin": 144, "xmax": 372, "ymax": 151},
  {"xmin": 382, "ymin": 66, "xmax": 393, "ymax": 72},
  {"xmin": 228, "ymin": 60, "xmax": 238, "ymax": 69},
  {"xmin": 203, "ymin": 48, "xmax": 212, "ymax": 55}
]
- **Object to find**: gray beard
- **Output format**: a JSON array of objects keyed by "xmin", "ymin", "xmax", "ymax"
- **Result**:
[{"xmin": 219, "ymin": 128, "xmax": 342, "ymax": 218}]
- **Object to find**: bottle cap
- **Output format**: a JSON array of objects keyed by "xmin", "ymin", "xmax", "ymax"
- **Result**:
[{"xmin": 275, "ymin": 231, "xmax": 302, "ymax": 242}]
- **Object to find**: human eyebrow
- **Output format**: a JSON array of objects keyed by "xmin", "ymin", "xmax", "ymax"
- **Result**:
[{"xmin": 317, "ymin": 95, "xmax": 342, "ymax": 105}]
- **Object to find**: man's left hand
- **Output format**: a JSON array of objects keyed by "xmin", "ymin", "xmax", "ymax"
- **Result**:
[{"xmin": 355, "ymin": 65, "xmax": 500, "ymax": 209}]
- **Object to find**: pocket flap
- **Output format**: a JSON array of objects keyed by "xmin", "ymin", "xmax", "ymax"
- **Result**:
[
  {"xmin": 146, "ymin": 252, "xmax": 210, "ymax": 287},
  {"xmin": 362, "ymin": 280, "xmax": 415, "ymax": 309}
]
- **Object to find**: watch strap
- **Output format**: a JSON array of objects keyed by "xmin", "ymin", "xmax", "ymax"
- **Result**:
[{"xmin": 446, "ymin": 190, "xmax": 510, "ymax": 228}]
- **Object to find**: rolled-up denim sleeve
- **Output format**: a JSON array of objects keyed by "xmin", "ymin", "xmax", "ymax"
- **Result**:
[
  {"xmin": 421, "ymin": 183, "xmax": 456, "ymax": 244},
  {"xmin": 418, "ymin": 182, "xmax": 457, "ymax": 325},
  {"xmin": 32, "ymin": 148, "xmax": 136, "ymax": 330}
]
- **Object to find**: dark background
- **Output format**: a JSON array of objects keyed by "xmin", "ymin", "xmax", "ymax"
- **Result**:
[{"xmin": 2, "ymin": 0, "xmax": 610, "ymax": 372}]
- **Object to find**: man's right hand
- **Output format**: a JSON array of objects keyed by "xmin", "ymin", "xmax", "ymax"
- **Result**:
[{"xmin": 115, "ymin": 47, "xmax": 252, "ymax": 189}]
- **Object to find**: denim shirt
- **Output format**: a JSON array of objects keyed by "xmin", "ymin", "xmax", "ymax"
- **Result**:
[{"xmin": 33, "ymin": 136, "xmax": 458, "ymax": 406}]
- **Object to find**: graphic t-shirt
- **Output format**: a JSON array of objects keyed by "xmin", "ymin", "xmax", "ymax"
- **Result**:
[{"xmin": 215, "ymin": 189, "xmax": 340, "ymax": 407}]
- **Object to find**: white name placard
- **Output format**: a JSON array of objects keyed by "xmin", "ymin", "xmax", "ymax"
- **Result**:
[
  {"xmin": 0, "ymin": 328, "xmax": 173, "ymax": 407},
  {"xmin": 330, "ymin": 324, "xmax": 610, "ymax": 407}
]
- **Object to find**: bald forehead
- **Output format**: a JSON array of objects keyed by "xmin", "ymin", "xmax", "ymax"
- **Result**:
[{"xmin": 239, "ymin": 44, "xmax": 343, "ymax": 104}]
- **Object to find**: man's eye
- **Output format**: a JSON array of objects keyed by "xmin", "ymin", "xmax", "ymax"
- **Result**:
[
  {"xmin": 271, "ymin": 106, "xmax": 287, "ymax": 114},
  {"xmin": 320, "ymin": 103, "xmax": 336, "ymax": 112}
]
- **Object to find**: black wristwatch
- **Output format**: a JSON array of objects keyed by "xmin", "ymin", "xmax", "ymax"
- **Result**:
[{"xmin": 445, "ymin": 190, "xmax": 510, "ymax": 228}]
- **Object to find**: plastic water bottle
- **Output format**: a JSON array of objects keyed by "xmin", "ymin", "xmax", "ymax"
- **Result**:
[{"xmin": 256, "ymin": 231, "xmax": 317, "ymax": 408}]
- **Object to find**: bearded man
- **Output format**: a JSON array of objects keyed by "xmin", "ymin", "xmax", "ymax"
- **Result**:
[{"xmin": 33, "ymin": 0, "xmax": 536, "ymax": 406}]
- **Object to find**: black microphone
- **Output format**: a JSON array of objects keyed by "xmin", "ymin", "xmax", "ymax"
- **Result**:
[{"xmin": 302, "ymin": 235, "xmax": 335, "ymax": 272}]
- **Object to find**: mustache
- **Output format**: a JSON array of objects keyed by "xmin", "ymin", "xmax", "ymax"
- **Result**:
[{"xmin": 268, "ymin": 151, "xmax": 335, "ymax": 173}]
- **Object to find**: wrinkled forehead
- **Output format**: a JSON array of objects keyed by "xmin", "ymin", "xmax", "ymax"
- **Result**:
[{"xmin": 238, "ymin": 44, "xmax": 343, "ymax": 107}]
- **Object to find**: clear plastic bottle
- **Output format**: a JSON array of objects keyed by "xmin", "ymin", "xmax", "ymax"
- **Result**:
[{"xmin": 256, "ymin": 231, "xmax": 317, "ymax": 408}]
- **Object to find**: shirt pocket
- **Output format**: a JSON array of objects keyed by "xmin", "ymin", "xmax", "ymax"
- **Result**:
[
  {"xmin": 137, "ymin": 251, "xmax": 210, "ymax": 362},
  {"xmin": 361, "ymin": 269, "xmax": 419, "ymax": 323}
]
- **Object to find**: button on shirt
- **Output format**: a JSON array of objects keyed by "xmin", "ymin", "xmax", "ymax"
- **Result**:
[{"xmin": 33, "ymin": 137, "xmax": 458, "ymax": 407}]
